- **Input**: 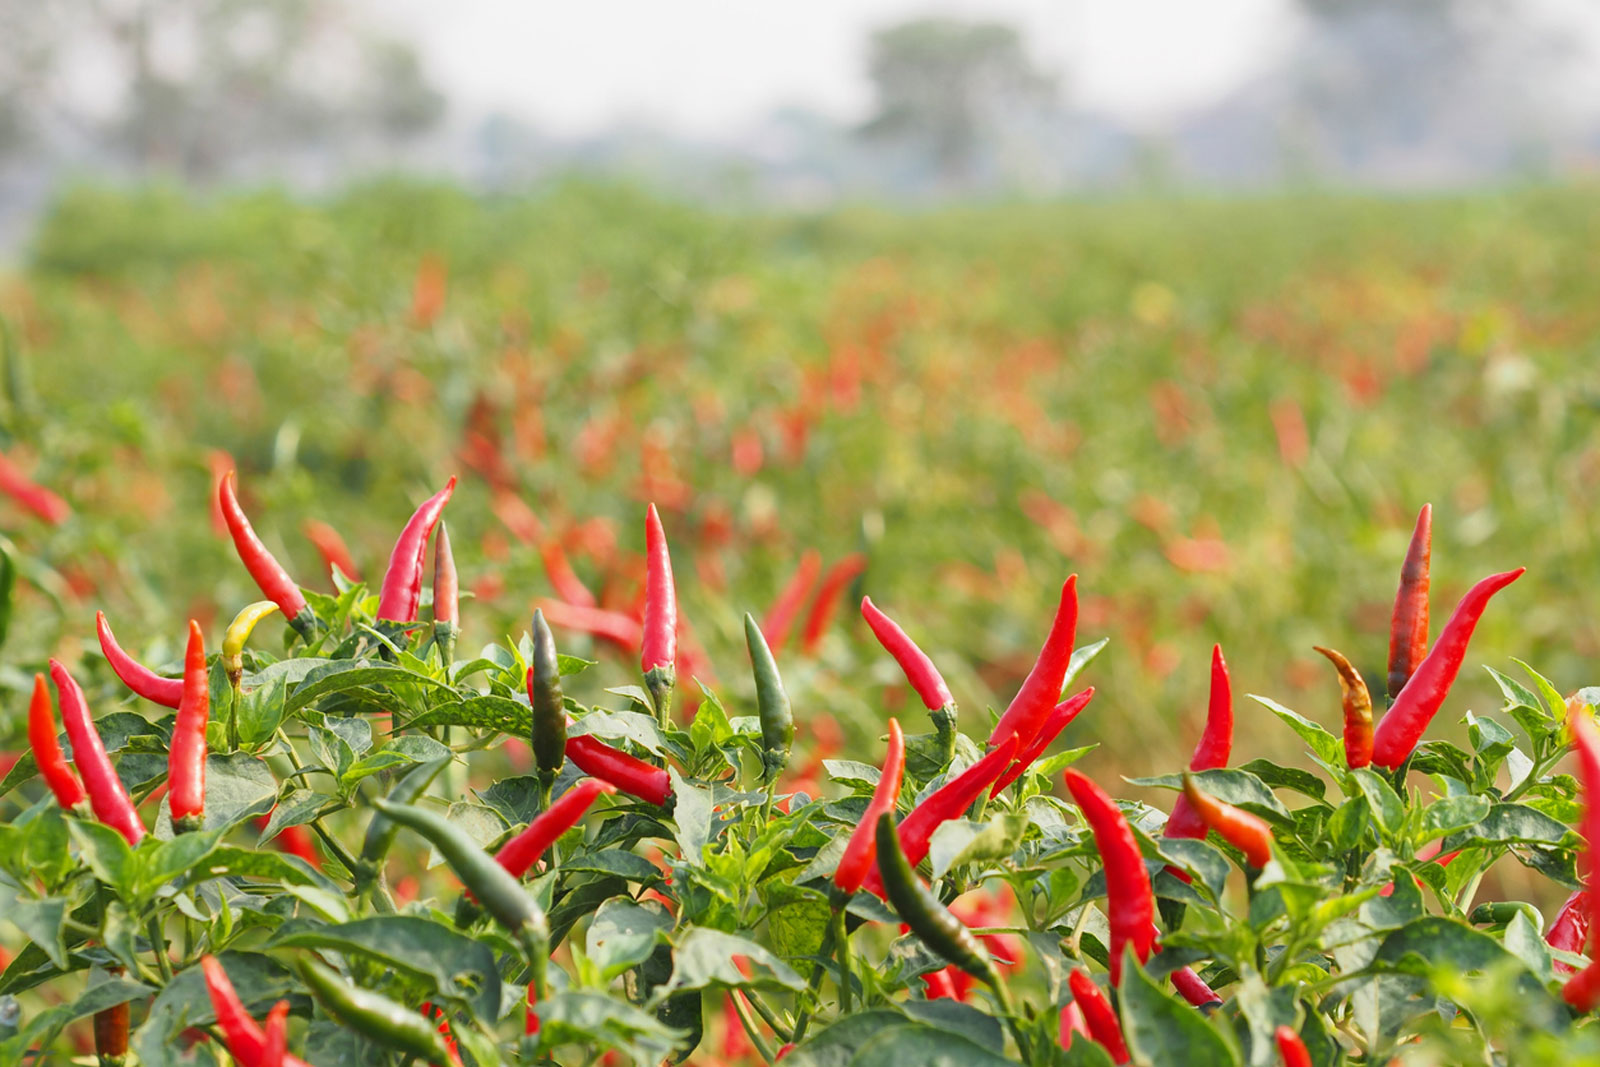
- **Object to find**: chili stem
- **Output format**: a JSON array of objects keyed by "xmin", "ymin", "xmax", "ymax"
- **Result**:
[
  {"xmin": 147, "ymin": 916, "xmax": 173, "ymax": 982},
  {"xmin": 833, "ymin": 907, "xmax": 853, "ymax": 1015},
  {"xmin": 730, "ymin": 991, "xmax": 776, "ymax": 1064},
  {"xmin": 745, "ymin": 990, "xmax": 794, "ymax": 1044}
]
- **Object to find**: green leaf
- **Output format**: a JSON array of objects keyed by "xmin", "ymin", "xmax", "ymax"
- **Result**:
[
  {"xmin": 660, "ymin": 929, "xmax": 804, "ymax": 996},
  {"xmin": 1351, "ymin": 769, "xmax": 1406, "ymax": 840},
  {"xmin": 900, "ymin": 999, "xmax": 1006, "ymax": 1053},
  {"xmin": 928, "ymin": 814, "xmax": 1027, "ymax": 878},
  {"xmin": 1063, "ymin": 637, "xmax": 1110, "ymax": 694},
  {"xmin": 763, "ymin": 880, "xmax": 833, "ymax": 960},
  {"xmin": 586, "ymin": 898, "xmax": 673, "ymax": 980},
  {"xmin": 560, "ymin": 849, "xmax": 667, "ymax": 886},
  {"xmin": 158, "ymin": 752, "xmax": 277, "ymax": 836},
  {"xmin": 535, "ymin": 989, "xmax": 686, "ymax": 1061},
  {"xmin": 0, "ymin": 540, "xmax": 16, "ymax": 653},
  {"xmin": 407, "ymin": 694, "xmax": 529, "ymax": 734},
  {"xmin": 234, "ymin": 671, "xmax": 287, "ymax": 746},
  {"xmin": 1238, "ymin": 758, "xmax": 1326, "ymax": 801},
  {"xmin": 1441, "ymin": 803, "xmax": 1573, "ymax": 850},
  {"xmin": 286, "ymin": 661, "xmax": 452, "ymax": 714},
  {"xmin": 138, "ymin": 827, "xmax": 227, "ymax": 899},
  {"xmin": 0, "ymin": 892, "xmax": 68, "ymax": 969},
  {"xmin": 846, "ymin": 1024, "xmax": 1015, "ymax": 1067},
  {"xmin": 1119, "ymin": 952, "xmax": 1240, "ymax": 1066},
  {"xmin": 572, "ymin": 709, "xmax": 670, "ymax": 756},
  {"xmin": 258, "ymin": 790, "xmax": 336, "ymax": 845},
  {"xmin": 1420, "ymin": 795, "xmax": 1492, "ymax": 843},
  {"xmin": 271, "ymin": 915, "xmax": 501, "ymax": 1019},
  {"xmin": 1131, "ymin": 768, "xmax": 1291, "ymax": 823},
  {"xmin": 67, "ymin": 818, "xmax": 136, "ymax": 893},
  {"xmin": 782, "ymin": 1012, "xmax": 911, "ymax": 1067},
  {"xmin": 669, "ymin": 768, "xmax": 712, "ymax": 864},
  {"xmin": 1249, "ymin": 694, "xmax": 1341, "ymax": 766}
]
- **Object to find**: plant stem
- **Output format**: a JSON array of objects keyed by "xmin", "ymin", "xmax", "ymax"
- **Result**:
[
  {"xmin": 833, "ymin": 907, "xmax": 853, "ymax": 1015},
  {"xmin": 745, "ymin": 990, "xmax": 794, "ymax": 1044},
  {"xmin": 730, "ymin": 991, "xmax": 777, "ymax": 1064},
  {"xmin": 147, "ymin": 915, "xmax": 172, "ymax": 982},
  {"xmin": 789, "ymin": 908, "xmax": 840, "ymax": 1045}
]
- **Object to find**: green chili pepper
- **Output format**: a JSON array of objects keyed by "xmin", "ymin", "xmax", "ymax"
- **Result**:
[
  {"xmin": 529, "ymin": 609, "xmax": 567, "ymax": 795},
  {"xmin": 873, "ymin": 813, "xmax": 996, "ymax": 984},
  {"xmin": 744, "ymin": 613, "xmax": 793, "ymax": 782},
  {"xmin": 371, "ymin": 796, "xmax": 550, "ymax": 984},
  {"xmin": 360, "ymin": 757, "xmax": 452, "ymax": 871},
  {"xmin": 298, "ymin": 957, "xmax": 459, "ymax": 1065}
]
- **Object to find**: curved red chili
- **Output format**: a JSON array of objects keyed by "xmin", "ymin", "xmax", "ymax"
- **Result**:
[
  {"xmin": 495, "ymin": 778, "xmax": 616, "ymax": 878},
  {"xmin": 762, "ymin": 550, "xmax": 821, "ymax": 655},
  {"xmin": 1067, "ymin": 969, "xmax": 1129, "ymax": 1064},
  {"xmin": 201, "ymin": 956, "xmax": 313, "ymax": 1067},
  {"xmin": 1181, "ymin": 773, "xmax": 1272, "ymax": 869},
  {"xmin": 539, "ymin": 535, "xmax": 596, "ymax": 609},
  {"xmin": 28, "ymin": 672, "xmax": 87, "ymax": 812},
  {"xmin": 219, "ymin": 472, "xmax": 313, "ymax": 637},
  {"xmin": 833, "ymin": 718, "xmax": 905, "ymax": 894},
  {"xmin": 1171, "ymin": 965, "xmax": 1221, "ymax": 1007},
  {"xmin": 302, "ymin": 517, "xmax": 362, "ymax": 585},
  {"xmin": 860, "ymin": 596, "xmax": 953, "ymax": 711},
  {"xmin": 97, "ymin": 611, "xmax": 183, "ymax": 708},
  {"xmin": 1058, "ymin": 1000, "xmax": 1088, "ymax": 1049},
  {"xmin": 1388, "ymin": 503, "xmax": 1432, "ymax": 701},
  {"xmin": 641, "ymin": 504, "xmax": 678, "ymax": 707},
  {"xmin": 1063, "ymin": 768, "xmax": 1154, "ymax": 985},
  {"xmin": 1275, "ymin": 1025, "xmax": 1311, "ymax": 1067},
  {"xmin": 989, "ymin": 688, "xmax": 1094, "ymax": 797},
  {"xmin": 1165, "ymin": 644, "xmax": 1233, "ymax": 839},
  {"xmin": 1570, "ymin": 709, "xmax": 1600, "ymax": 962},
  {"xmin": 1549, "ymin": 890, "xmax": 1589, "ymax": 974},
  {"xmin": 860, "ymin": 735, "xmax": 1018, "ymax": 899},
  {"xmin": 1370, "ymin": 567, "xmax": 1525, "ymax": 768},
  {"xmin": 0, "ymin": 449, "xmax": 70, "ymax": 524},
  {"xmin": 376, "ymin": 477, "xmax": 457, "ymax": 624},
  {"xmin": 260, "ymin": 1000, "xmax": 289, "ymax": 1067},
  {"xmin": 169, "ymin": 620, "xmax": 209, "ymax": 834},
  {"xmin": 50, "ymin": 660, "xmax": 144, "ymax": 845},
  {"xmin": 565, "ymin": 734, "xmax": 671, "ymax": 806},
  {"xmin": 1567, "ymin": 960, "xmax": 1600, "ymax": 1013},
  {"xmin": 800, "ymin": 554, "xmax": 867, "ymax": 656},
  {"xmin": 538, "ymin": 598, "xmax": 644, "ymax": 651},
  {"xmin": 987, "ymin": 576, "xmax": 1079, "ymax": 753},
  {"xmin": 1313, "ymin": 645, "xmax": 1373, "ymax": 769}
]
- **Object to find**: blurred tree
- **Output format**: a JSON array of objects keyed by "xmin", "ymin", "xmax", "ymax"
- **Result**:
[
  {"xmin": 859, "ymin": 18, "xmax": 1059, "ymax": 192},
  {"xmin": 0, "ymin": 0, "xmax": 444, "ymax": 179}
]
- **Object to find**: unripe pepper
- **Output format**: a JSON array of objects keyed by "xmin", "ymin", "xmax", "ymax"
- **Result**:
[
  {"xmin": 860, "ymin": 736, "xmax": 1019, "ymax": 900},
  {"xmin": 28, "ymin": 673, "xmax": 87, "ymax": 813},
  {"xmin": 200, "ymin": 956, "xmax": 313, "ymax": 1067},
  {"xmin": 1370, "ymin": 567, "xmax": 1525, "ymax": 768},
  {"xmin": 640, "ymin": 503, "xmax": 678, "ymax": 721},
  {"xmin": 494, "ymin": 778, "xmax": 617, "ymax": 879},
  {"xmin": 223, "ymin": 601, "xmax": 280, "ymax": 688},
  {"xmin": 1275, "ymin": 1025, "xmax": 1311, "ymax": 1067},
  {"xmin": 1066, "ymin": 969, "xmax": 1129, "ymax": 1064},
  {"xmin": 97, "ymin": 611, "xmax": 182, "ymax": 708},
  {"xmin": 218, "ymin": 472, "xmax": 314, "ymax": 639},
  {"xmin": 1063, "ymin": 768, "xmax": 1154, "ymax": 986},
  {"xmin": 169, "ymin": 620, "xmax": 210, "ymax": 834},
  {"xmin": 298, "ymin": 957, "xmax": 459, "ymax": 1066},
  {"xmin": 989, "ymin": 689, "xmax": 1093, "ymax": 797},
  {"xmin": 833, "ymin": 719, "xmax": 905, "ymax": 894},
  {"xmin": 1388, "ymin": 503, "xmax": 1432, "ymax": 700},
  {"xmin": 528, "ymin": 609, "xmax": 567, "ymax": 796},
  {"xmin": 800, "ymin": 553, "xmax": 866, "ymax": 655},
  {"xmin": 1164, "ymin": 644, "xmax": 1232, "ymax": 839},
  {"xmin": 565, "ymin": 734, "xmax": 672, "ymax": 807},
  {"xmin": 360, "ymin": 756, "xmax": 452, "ymax": 870},
  {"xmin": 1313, "ymin": 645, "xmax": 1373, "ymax": 768},
  {"xmin": 988, "ymin": 576, "xmax": 1079, "ymax": 754},
  {"xmin": 873, "ymin": 813, "xmax": 998, "ymax": 984},
  {"xmin": 860, "ymin": 596, "xmax": 957, "ymax": 758},
  {"xmin": 762, "ymin": 550, "xmax": 821, "ymax": 655},
  {"xmin": 744, "ymin": 613, "xmax": 793, "ymax": 783},
  {"xmin": 376, "ymin": 477, "xmax": 456, "ymax": 624},
  {"xmin": 432, "ymin": 520, "xmax": 459, "ymax": 664},
  {"xmin": 50, "ymin": 660, "xmax": 144, "ymax": 845},
  {"xmin": 1180, "ymin": 773, "xmax": 1273, "ymax": 869}
]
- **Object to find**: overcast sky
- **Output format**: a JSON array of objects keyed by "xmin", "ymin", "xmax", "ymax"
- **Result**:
[{"xmin": 385, "ymin": 0, "xmax": 1296, "ymax": 137}]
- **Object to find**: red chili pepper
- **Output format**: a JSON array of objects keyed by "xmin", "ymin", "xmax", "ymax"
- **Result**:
[
  {"xmin": 219, "ymin": 472, "xmax": 313, "ymax": 637},
  {"xmin": 539, "ymin": 535, "xmax": 597, "ymax": 609},
  {"xmin": 1171, "ymin": 965, "xmax": 1221, "ymax": 1007},
  {"xmin": 260, "ymin": 1000, "xmax": 289, "ymax": 1067},
  {"xmin": 565, "ymin": 734, "xmax": 671, "ymax": 806},
  {"xmin": 922, "ymin": 967, "xmax": 961, "ymax": 1001},
  {"xmin": 1180, "ymin": 773, "xmax": 1272, "ymax": 869},
  {"xmin": 1067, "ymin": 969, "xmax": 1129, "ymax": 1064},
  {"xmin": 201, "ymin": 956, "xmax": 313, "ymax": 1067},
  {"xmin": 834, "ymin": 718, "xmax": 905, "ymax": 894},
  {"xmin": 495, "ymin": 778, "xmax": 616, "ymax": 878},
  {"xmin": 800, "ymin": 554, "xmax": 867, "ymax": 656},
  {"xmin": 1275, "ymin": 1025, "xmax": 1311, "ymax": 1067},
  {"xmin": 0, "ymin": 449, "xmax": 70, "ymax": 524},
  {"xmin": 775, "ymin": 1042, "xmax": 795, "ymax": 1061},
  {"xmin": 1549, "ymin": 890, "xmax": 1589, "ymax": 974},
  {"xmin": 301, "ymin": 518, "xmax": 362, "ymax": 585},
  {"xmin": 762, "ymin": 550, "xmax": 821, "ymax": 655},
  {"xmin": 1568, "ymin": 960, "xmax": 1600, "ymax": 1013},
  {"xmin": 1571, "ymin": 709, "xmax": 1600, "ymax": 960},
  {"xmin": 28, "ymin": 673, "xmax": 87, "ymax": 813},
  {"xmin": 525, "ymin": 983, "xmax": 540, "ymax": 1036},
  {"xmin": 1058, "ymin": 999, "xmax": 1090, "ymax": 1050},
  {"xmin": 537, "ymin": 598, "xmax": 644, "ymax": 651},
  {"xmin": 989, "ymin": 688, "xmax": 1094, "ymax": 797},
  {"xmin": 859, "ymin": 596, "xmax": 953, "ymax": 711},
  {"xmin": 376, "ymin": 477, "xmax": 457, "ymax": 624},
  {"xmin": 641, "ymin": 504, "xmax": 678, "ymax": 705},
  {"xmin": 1313, "ymin": 645, "xmax": 1373, "ymax": 769},
  {"xmin": 987, "ymin": 576, "xmax": 1079, "ymax": 753},
  {"xmin": 1388, "ymin": 503, "xmax": 1432, "ymax": 701},
  {"xmin": 1165, "ymin": 644, "xmax": 1233, "ymax": 839},
  {"xmin": 208, "ymin": 451, "xmax": 234, "ymax": 535},
  {"xmin": 1370, "ymin": 567, "xmax": 1525, "ymax": 768},
  {"xmin": 432, "ymin": 521, "xmax": 459, "ymax": 626},
  {"xmin": 50, "ymin": 660, "xmax": 144, "ymax": 845},
  {"xmin": 860, "ymin": 736, "xmax": 1019, "ymax": 899},
  {"xmin": 169, "ymin": 620, "xmax": 210, "ymax": 834},
  {"xmin": 1063, "ymin": 768, "xmax": 1154, "ymax": 985},
  {"xmin": 97, "ymin": 611, "xmax": 183, "ymax": 708}
]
